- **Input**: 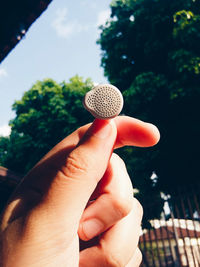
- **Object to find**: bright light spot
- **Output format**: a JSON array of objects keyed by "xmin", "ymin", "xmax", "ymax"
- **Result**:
[
  {"xmin": 112, "ymin": 15, "xmax": 118, "ymax": 22},
  {"xmin": 133, "ymin": 188, "xmax": 139, "ymax": 194},
  {"xmin": 121, "ymin": 55, "xmax": 127, "ymax": 59},
  {"xmin": 116, "ymin": 32, "xmax": 122, "ymax": 37},
  {"xmin": 129, "ymin": 15, "xmax": 135, "ymax": 22},
  {"xmin": 16, "ymin": 35, "xmax": 21, "ymax": 41},
  {"xmin": 97, "ymin": 9, "xmax": 111, "ymax": 27},
  {"xmin": 163, "ymin": 201, "xmax": 170, "ymax": 215},
  {"xmin": 93, "ymin": 82, "xmax": 99, "ymax": 86},
  {"xmin": 0, "ymin": 125, "xmax": 11, "ymax": 137},
  {"xmin": 187, "ymin": 13, "xmax": 191, "ymax": 19},
  {"xmin": 151, "ymin": 172, "xmax": 157, "ymax": 180}
]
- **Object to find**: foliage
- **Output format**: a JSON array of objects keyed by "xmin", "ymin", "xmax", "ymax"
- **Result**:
[
  {"xmin": 98, "ymin": 0, "xmax": 200, "ymax": 197},
  {"xmin": 0, "ymin": 136, "xmax": 9, "ymax": 162},
  {"xmin": 0, "ymin": 76, "xmax": 93, "ymax": 174},
  {"xmin": 0, "ymin": 74, "xmax": 164, "ymax": 222},
  {"xmin": 1, "ymin": 0, "xmax": 200, "ymax": 222}
]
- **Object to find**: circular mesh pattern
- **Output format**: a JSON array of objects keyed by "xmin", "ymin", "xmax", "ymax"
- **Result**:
[{"xmin": 84, "ymin": 84, "xmax": 123, "ymax": 119}]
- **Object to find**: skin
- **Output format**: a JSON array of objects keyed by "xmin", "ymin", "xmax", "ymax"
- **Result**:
[{"xmin": 0, "ymin": 116, "xmax": 160, "ymax": 267}]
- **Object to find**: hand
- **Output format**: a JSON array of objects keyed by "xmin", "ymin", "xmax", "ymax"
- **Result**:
[{"xmin": 0, "ymin": 116, "xmax": 160, "ymax": 267}]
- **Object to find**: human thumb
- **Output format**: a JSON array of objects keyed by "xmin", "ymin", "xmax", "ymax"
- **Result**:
[{"xmin": 34, "ymin": 119, "xmax": 117, "ymax": 229}]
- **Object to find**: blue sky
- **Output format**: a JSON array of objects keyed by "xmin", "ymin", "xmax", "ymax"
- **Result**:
[{"xmin": 0, "ymin": 0, "xmax": 112, "ymax": 136}]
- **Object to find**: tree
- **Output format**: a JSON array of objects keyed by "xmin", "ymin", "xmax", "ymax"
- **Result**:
[
  {"xmin": 0, "ymin": 136, "xmax": 9, "ymax": 163},
  {"xmin": 0, "ymin": 75, "xmax": 163, "ymax": 224},
  {"xmin": 98, "ymin": 0, "xmax": 200, "ymax": 197},
  {"xmin": 0, "ymin": 76, "xmax": 93, "ymax": 174}
]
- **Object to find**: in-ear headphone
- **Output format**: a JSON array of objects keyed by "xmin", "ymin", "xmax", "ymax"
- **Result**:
[{"xmin": 83, "ymin": 84, "xmax": 123, "ymax": 119}]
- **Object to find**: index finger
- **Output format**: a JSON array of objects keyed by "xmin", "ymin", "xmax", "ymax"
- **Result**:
[
  {"xmin": 36, "ymin": 115, "xmax": 159, "ymax": 166},
  {"xmin": 48, "ymin": 115, "xmax": 159, "ymax": 160},
  {"xmin": 114, "ymin": 116, "xmax": 160, "ymax": 148}
]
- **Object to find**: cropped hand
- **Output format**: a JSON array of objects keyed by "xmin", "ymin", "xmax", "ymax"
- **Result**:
[{"xmin": 0, "ymin": 116, "xmax": 159, "ymax": 267}]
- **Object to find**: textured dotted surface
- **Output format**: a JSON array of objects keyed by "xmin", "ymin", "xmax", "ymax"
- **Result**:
[{"xmin": 83, "ymin": 84, "xmax": 123, "ymax": 119}]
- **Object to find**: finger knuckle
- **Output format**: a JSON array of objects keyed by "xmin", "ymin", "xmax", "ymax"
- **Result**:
[
  {"xmin": 111, "ymin": 196, "xmax": 133, "ymax": 219},
  {"xmin": 64, "ymin": 150, "xmax": 89, "ymax": 179},
  {"xmin": 104, "ymin": 250, "xmax": 124, "ymax": 267}
]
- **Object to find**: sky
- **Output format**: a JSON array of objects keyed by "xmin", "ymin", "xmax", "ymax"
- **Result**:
[{"xmin": 0, "ymin": 0, "xmax": 112, "ymax": 136}]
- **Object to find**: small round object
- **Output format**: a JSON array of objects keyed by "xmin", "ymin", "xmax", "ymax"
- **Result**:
[{"xmin": 83, "ymin": 84, "xmax": 124, "ymax": 119}]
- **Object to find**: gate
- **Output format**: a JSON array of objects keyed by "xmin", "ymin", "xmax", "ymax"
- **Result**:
[{"xmin": 139, "ymin": 185, "xmax": 200, "ymax": 266}]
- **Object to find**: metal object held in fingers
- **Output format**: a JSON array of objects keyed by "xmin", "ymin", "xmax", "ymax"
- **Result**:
[{"xmin": 83, "ymin": 84, "xmax": 123, "ymax": 119}]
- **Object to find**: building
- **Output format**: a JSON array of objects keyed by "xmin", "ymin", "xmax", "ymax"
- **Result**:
[
  {"xmin": 0, "ymin": 0, "xmax": 52, "ymax": 63},
  {"xmin": 140, "ymin": 219, "xmax": 200, "ymax": 266}
]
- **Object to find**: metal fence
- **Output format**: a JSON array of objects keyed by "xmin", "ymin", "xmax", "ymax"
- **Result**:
[{"xmin": 139, "ymin": 184, "xmax": 200, "ymax": 267}]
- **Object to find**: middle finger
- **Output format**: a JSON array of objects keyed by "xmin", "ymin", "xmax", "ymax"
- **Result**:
[{"xmin": 78, "ymin": 153, "xmax": 133, "ymax": 241}]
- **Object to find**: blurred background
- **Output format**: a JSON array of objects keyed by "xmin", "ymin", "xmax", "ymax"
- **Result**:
[{"xmin": 0, "ymin": 0, "xmax": 200, "ymax": 266}]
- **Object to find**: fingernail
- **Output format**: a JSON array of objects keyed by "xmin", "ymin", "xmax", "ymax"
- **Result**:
[
  {"xmin": 87, "ymin": 119, "xmax": 112, "ymax": 139},
  {"xmin": 82, "ymin": 218, "xmax": 104, "ymax": 239}
]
